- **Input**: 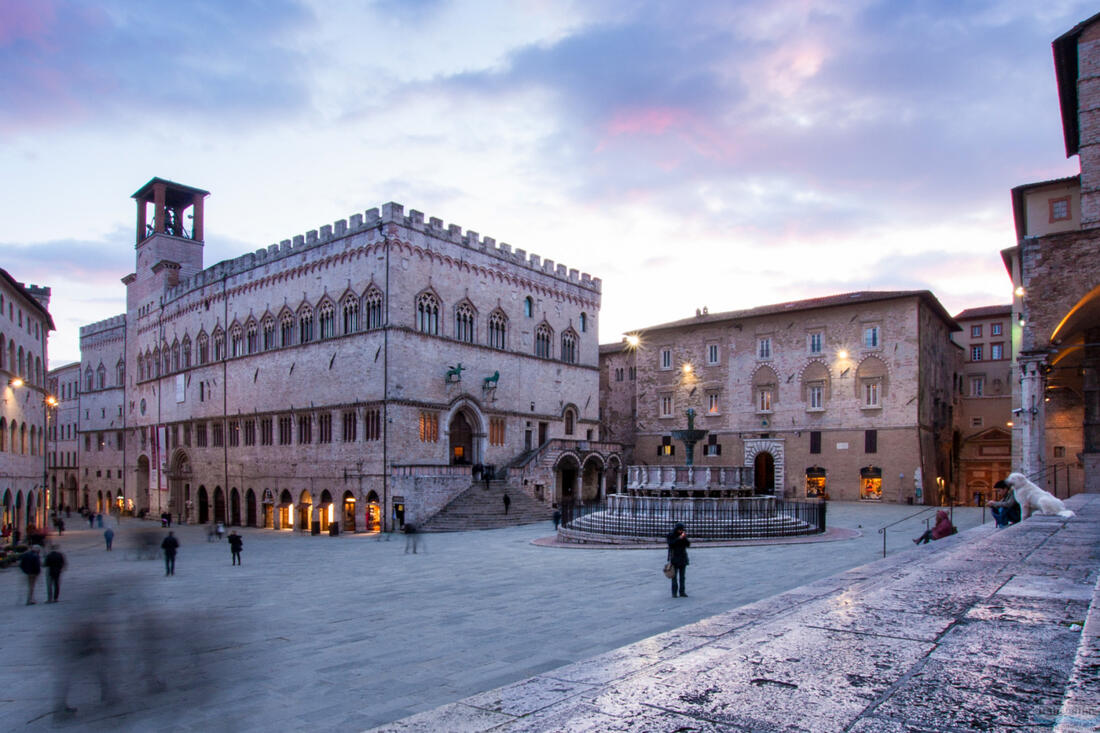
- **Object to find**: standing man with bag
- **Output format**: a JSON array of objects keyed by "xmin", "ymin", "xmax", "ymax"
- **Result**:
[
  {"xmin": 666, "ymin": 523, "xmax": 690, "ymax": 598},
  {"xmin": 161, "ymin": 531, "xmax": 179, "ymax": 576}
]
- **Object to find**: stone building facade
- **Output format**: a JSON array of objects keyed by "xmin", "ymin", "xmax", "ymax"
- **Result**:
[
  {"xmin": 601, "ymin": 292, "xmax": 961, "ymax": 504},
  {"xmin": 45, "ymin": 362, "xmax": 81, "ymax": 512},
  {"xmin": 72, "ymin": 178, "xmax": 605, "ymax": 532},
  {"xmin": 1003, "ymin": 12, "xmax": 1100, "ymax": 492},
  {"xmin": 951, "ymin": 306, "xmax": 1013, "ymax": 505},
  {"xmin": 0, "ymin": 268, "xmax": 54, "ymax": 534}
]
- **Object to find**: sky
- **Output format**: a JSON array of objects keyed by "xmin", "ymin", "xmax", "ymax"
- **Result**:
[{"xmin": 0, "ymin": 0, "xmax": 1091, "ymax": 369}]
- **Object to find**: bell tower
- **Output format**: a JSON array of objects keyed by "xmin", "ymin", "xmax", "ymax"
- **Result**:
[{"xmin": 125, "ymin": 178, "xmax": 210, "ymax": 311}]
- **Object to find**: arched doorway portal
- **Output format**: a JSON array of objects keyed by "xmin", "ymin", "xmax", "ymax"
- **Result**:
[
  {"xmin": 230, "ymin": 488, "xmax": 241, "ymax": 526},
  {"xmin": 319, "ymin": 489, "xmax": 333, "ymax": 532},
  {"xmin": 554, "ymin": 454, "xmax": 581, "ymax": 505},
  {"xmin": 277, "ymin": 489, "xmax": 292, "ymax": 529},
  {"xmin": 581, "ymin": 455, "xmax": 604, "ymax": 501},
  {"xmin": 754, "ymin": 452, "xmax": 775, "ymax": 494},
  {"xmin": 298, "ymin": 489, "xmax": 312, "ymax": 532},
  {"xmin": 2, "ymin": 489, "xmax": 11, "ymax": 528},
  {"xmin": 342, "ymin": 491, "xmax": 356, "ymax": 532},
  {"xmin": 246, "ymin": 489, "xmax": 257, "ymax": 527},
  {"xmin": 135, "ymin": 455, "xmax": 150, "ymax": 514},
  {"xmin": 168, "ymin": 450, "xmax": 192, "ymax": 521},
  {"xmin": 213, "ymin": 486, "xmax": 226, "ymax": 525},
  {"xmin": 366, "ymin": 490, "xmax": 381, "ymax": 532},
  {"xmin": 198, "ymin": 486, "xmax": 209, "ymax": 524},
  {"xmin": 449, "ymin": 412, "xmax": 473, "ymax": 465}
]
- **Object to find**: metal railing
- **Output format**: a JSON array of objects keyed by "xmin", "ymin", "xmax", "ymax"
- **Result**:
[
  {"xmin": 560, "ymin": 498, "xmax": 826, "ymax": 539},
  {"xmin": 877, "ymin": 506, "xmax": 939, "ymax": 557}
]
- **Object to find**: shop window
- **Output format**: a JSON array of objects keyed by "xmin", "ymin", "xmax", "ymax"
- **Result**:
[
  {"xmin": 658, "ymin": 435, "xmax": 675, "ymax": 456},
  {"xmin": 860, "ymin": 467, "xmax": 882, "ymax": 500},
  {"xmin": 805, "ymin": 467, "xmax": 826, "ymax": 498}
]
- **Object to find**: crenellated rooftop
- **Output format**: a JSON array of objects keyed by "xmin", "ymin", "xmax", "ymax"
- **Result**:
[
  {"xmin": 162, "ymin": 201, "xmax": 601, "ymax": 303},
  {"xmin": 80, "ymin": 313, "xmax": 127, "ymax": 337}
]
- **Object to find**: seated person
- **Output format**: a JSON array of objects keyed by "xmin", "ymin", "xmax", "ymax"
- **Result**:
[
  {"xmin": 987, "ymin": 479, "xmax": 1021, "ymax": 528},
  {"xmin": 914, "ymin": 510, "xmax": 956, "ymax": 545}
]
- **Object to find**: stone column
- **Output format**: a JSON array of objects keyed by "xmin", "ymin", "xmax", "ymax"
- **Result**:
[
  {"xmin": 1016, "ymin": 352, "xmax": 1049, "ymax": 477},
  {"xmin": 1083, "ymin": 328, "xmax": 1100, "ymax": 491}
]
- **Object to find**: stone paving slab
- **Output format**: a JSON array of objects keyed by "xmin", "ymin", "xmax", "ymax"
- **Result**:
[
  {"xmin": 372, "ymin": 495, "xmax": 1100, "ymax": 731},
  {"xmin": 0, "ymin": 501, "xmax": 994, "ymax": 732}
]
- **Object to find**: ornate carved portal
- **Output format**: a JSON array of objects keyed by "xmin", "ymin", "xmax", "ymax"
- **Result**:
[{"xmin": 743, "ymin": 439, "xmax": 785, "ymax": 496}]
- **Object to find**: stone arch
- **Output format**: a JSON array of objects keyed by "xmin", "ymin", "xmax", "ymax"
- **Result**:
[
  {"xmin": 751, "ymin": 364, "xmax": 780, "ymax": 409},
  {"xmin": 342, "ymin": 490, "xmax": 357, "ymax": 533},
  {"xmin": 605, "ymin": 454, "xmax": 624, "ymax": 494},
  {"xmin": 365, "ymin": 490, "xmax": 381, "ymax": 532},
  {"xmin": 553, "ymin": 452, "xmax": 582, "ymax": 504},
  {"xmin": 561, "ymin": 402, "xmax": 580, "ymax": 437},
  {"xmin": 580, "ymin": 453, "xmax": 605, "ymax": 501},
  {"xmin": 319, "ymin": 489, "xmax": 334, "ymax": 532},
  {"xmin": 800, "ymin": 359, "xmax": 832, "ymax": 407},
  {"xmin": 743, "ymin": 439, "xmax": 785, "ymax": 497},
  {"xmin": 298, "ymin": 489, "xmax": 313, "ymax": 531},
  {"xmin": 855, "ymin": 355, "xmax": 889, "ymax": 404},
  {"xmin": 135, "ymin": 455, "xmax": 151, "ymax": 514},
  {"xmin": 213, "ymin": 486, "xmax": 226, "ymax": 524},
  {"xmin": 230, "ymin": 487, "xmax": 241, "ymax": 526},
  {"xmin": 444, "ymin": 398, "xmax": 487, "ymax": 466},
  {"xmin": 246, "ymin": 488, "xmax": 257, "ymax": 527},
  {"xmin": 198, "ymin": 485, "xmax": 209, "ymax": 524}
]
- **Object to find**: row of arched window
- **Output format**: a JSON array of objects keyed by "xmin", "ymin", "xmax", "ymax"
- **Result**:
[
  {"xmin": 415, "ymin": 292, "xmax": 582, "ymax": 363},
  {"xmin": 0, "ymin": 334, "xmax": 43, "ymax": 386},
  {"xmin": 0, "ymin": 418, "xmax": 39, "ymax": 456},
  {"xmin": 84, "ymin": 361, "xmax": 126, "ymax": 392},
  {"xmin": 136, "ymin": 288, "xmax": 587, "ymax": 381}
]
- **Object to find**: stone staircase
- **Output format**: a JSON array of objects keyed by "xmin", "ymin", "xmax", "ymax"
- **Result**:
[{"xmin": 420, "ymin": 480, "xmax": 551, "ymax": 532}]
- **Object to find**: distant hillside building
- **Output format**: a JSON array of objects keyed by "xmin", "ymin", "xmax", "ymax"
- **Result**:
[
  {"xmin": 0, "ymin": 268, "xmax": 54, "ymax": 535},
  {"xmin": 1004, "ymin": 12, "xmax": 1100, "ymax": 492},
  {"xmin": 951, "ymin": 306, "xmax": 1013, "ymax": 505},
  {"xmin": 600, "ymin": 291, "xmax": 960, "ymax": 504},
  {"xmin": 73, "ymin": 178, "xmax": 609, "ymax": 531}
]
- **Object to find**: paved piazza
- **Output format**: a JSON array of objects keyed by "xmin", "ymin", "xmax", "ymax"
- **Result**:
[{"xmin": 1, "ymin": 502, "xmax": 986, "ymax": 731}]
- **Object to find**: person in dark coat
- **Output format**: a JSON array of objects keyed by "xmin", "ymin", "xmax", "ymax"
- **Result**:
[
  {"xmin": 503, "ymin": 493, "xmax": 511, "ymax": 515},
  {"xmin": 228, "ymin": 531, "xmax": 243, "ymax": 565},
  {"xmin": 104, "ymin": 527, "xmax": 114, "ymax": 551},
  {"xmin": 161, "ymin": 531, "xmax": 179, "ymax": 576},
  {"xmin": 988, "ymin": 479, "xmax": 1022, "ymax": 528},
  {"xmin": 914, "ymin": 510, "xmax": 956, "ymax": 544},
  {"xmin": 20, "ymin": 545, "xmax": 42, "ymax": 605},
  {"xmin": 667, "ymin": 523, "xmax": 690, "ymax": 598},
  {"xmin": 43, "ymin": 544, "xmax": 66, "ymax": 603},
  {"xmin": 552, "ymin": 505, "xmax": 562, "ymax": 531}
]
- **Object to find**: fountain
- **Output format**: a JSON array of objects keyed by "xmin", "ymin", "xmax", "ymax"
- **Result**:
[{"xmin": 556, "ymin": 409, "xmax": 827, "ymax": 544}]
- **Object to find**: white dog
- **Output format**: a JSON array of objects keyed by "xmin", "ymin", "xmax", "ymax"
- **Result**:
[{"xmin": 1004, "ymin": 472, "xmax": 1075, "ymax": 519}]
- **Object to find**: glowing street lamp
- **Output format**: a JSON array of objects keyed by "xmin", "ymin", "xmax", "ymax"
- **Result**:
[{"xmin": 9, "ymin": 377, "xmax": 24, "ymax": 388}]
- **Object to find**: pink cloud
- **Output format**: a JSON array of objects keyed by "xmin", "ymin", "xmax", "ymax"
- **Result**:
[
  {"xmin": 0, "ymin": 0, "xmax": 56, "ymax": 45},
  {"xmin": 605, "ymin": 106, "xmax": 691, "ymax": 136}
]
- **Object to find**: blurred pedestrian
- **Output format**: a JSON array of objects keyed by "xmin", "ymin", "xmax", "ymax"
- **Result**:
[
  {"xmin": 161, "ymin": 531, "xmax": 179, "ymax": 576},
  {"xmin": 667, "ymin": 523, "xmax": 690, "ymax": 598},
  {"xmin": 228, "ymin": 531, "xmax": 243, "ymax": 565},
  {"xmin": 96, "ymin": 513, "xmax": 103, "ymax": 528},
  {"xmin": 44, "ymin": 544, "xmax": 66, "ymax": 603},
  {"xmin": 104, "ymin": 527, "xmax": 114, "ymax": 551},
  {"xmin": 20, "ymin": 545, "xmax": 42, "ymax": 605},
  {"xmin": 503, "ymin": 493, "xmax": 511, "ymax": 515},
  {"xmin": 403, "ymin": 523, "xmax": 421, "ymax": 554},
  {"xmin": 552, "ymin": 505, "xmax": 561, "ymax": 531}
]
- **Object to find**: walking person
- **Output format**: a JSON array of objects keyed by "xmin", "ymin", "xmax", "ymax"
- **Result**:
[
  {"xmin": 503, "ymin": 493, "xmax": 511, "ymax": 515},
  {"xmin": 104, "ymin": 527, "xmax": 114, "ymax": 551},
  {"xmin": 552, "ymin": 504, "xmax": 562, "ymax": 531},
  {"xmin": 20, "ymin": 545, "xmax": 42, "ymax": 605},
  {"xmin": 43, "ymin": 544, "xmax": 66, "ymax": 603},
  {"xmin": 228, "ymin": 531, "xmax": 243, "ymax": 565},
  {"xmin": 403, "ymin": 523, "xmax": 421, "ymax": 554},
  {"xmin": 667, "ymin": 523, "xmax": 690, "ymax": 598},
  {"xmin": 161, "ymin": 531, "xmax": 179, "ymax": 576}
]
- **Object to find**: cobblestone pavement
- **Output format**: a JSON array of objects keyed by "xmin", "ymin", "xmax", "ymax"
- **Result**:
[
  {"xmin": 0, "ymin": 502, "xmax": 985, "ymax": 732},
  {"xmin": 375, "ymin": 495, "xmax": 1100, "ymax": 732}
]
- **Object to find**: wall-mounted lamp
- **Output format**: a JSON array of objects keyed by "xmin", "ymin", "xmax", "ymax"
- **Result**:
[
  {"xmin": 1014, "ymin": 286, "xmax": 1025, "ymax": 297},
  {"xmin": 682, "ymin": 363, "xmax": 693, "ymax": 375},
  {"xmin": 9, "ymin": 377, "xmax": 24, "ymax": 388}
]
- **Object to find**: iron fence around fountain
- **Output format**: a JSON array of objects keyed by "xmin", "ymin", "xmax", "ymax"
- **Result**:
[{"xmin": 558, "ymin": 497, "xmax": 827, "ymax": 543}]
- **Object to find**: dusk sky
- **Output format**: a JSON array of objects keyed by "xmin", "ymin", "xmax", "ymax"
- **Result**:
[{"xmin": 1, "ymin": 0, "xmax": 1091, "ymax": 369}]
